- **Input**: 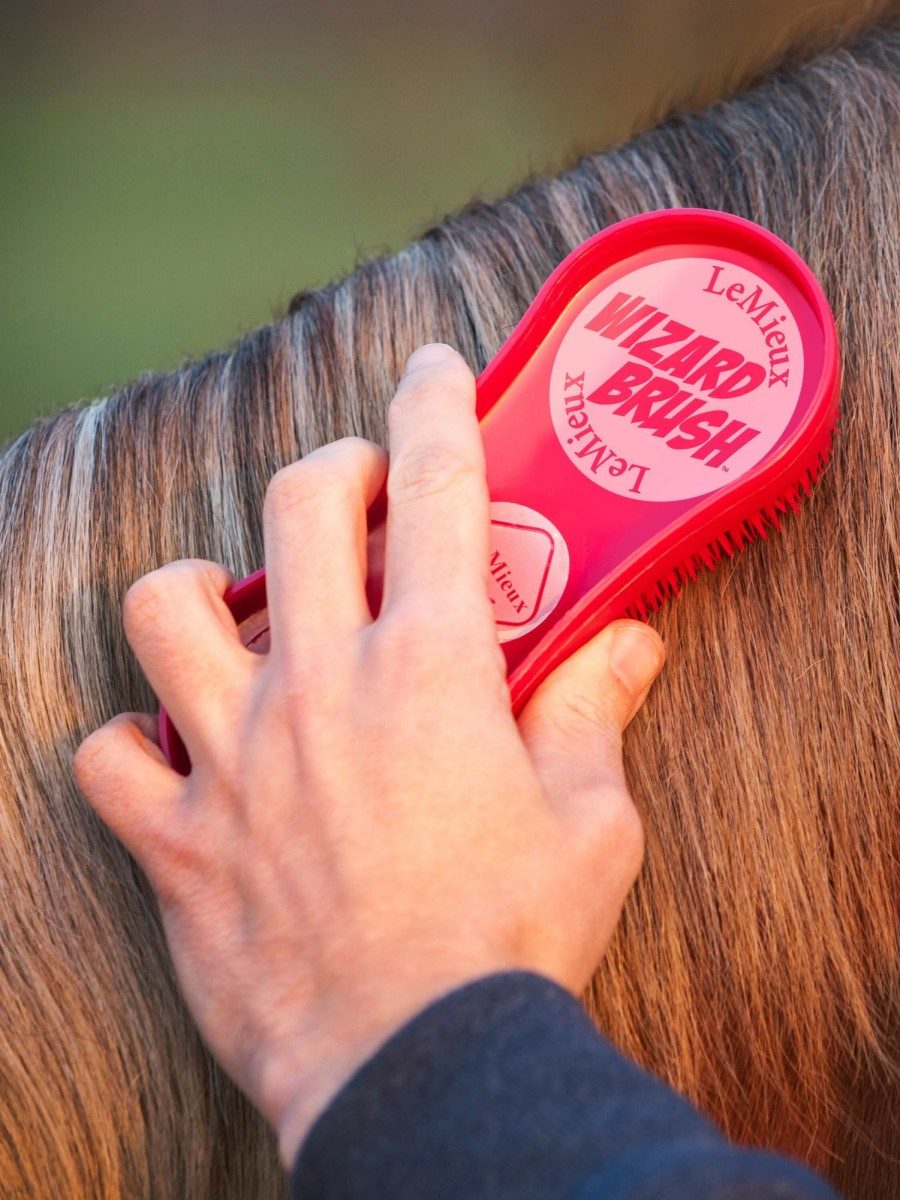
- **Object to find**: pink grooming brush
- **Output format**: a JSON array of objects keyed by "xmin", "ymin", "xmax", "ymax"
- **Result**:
[{"xmin": 159, "ymin": 209, "xmax": 839, "ymax": 775}]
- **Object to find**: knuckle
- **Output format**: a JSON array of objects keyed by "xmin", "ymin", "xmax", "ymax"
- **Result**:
[
  {"xmin": 388, "ymin": 379, "xmax": 442, "ymax": 424},
  {"xmin": 341, "ymin": 434, "xmax": 382, "ymax": 460},
  {"xmin": 73, "ymin": 717, "xmax": 132, "ymax": 790},
  {"xmin": 588, "ymin": 784, "xmax": 645, "ymax": 875},
  {"xmin": 265, "ymin": 461, "xmax": 325, "ymax": 521},
  {"xmin": 389, "ymin": 441, "xmax": 479, "ymax": 504},
  {"xmin": 371, "ymin": 604, "xmax": 442, "ymax": 681},
  {"xmin": 373, "ymin": 600, "xmax": 497, "ymax": 698},
  {"xmin": 122, "ymin": 560, "xmax": 226, "ymax": 642},
  {"xmin": 269, "ymin": 650, "xmax": 349, "ymax": 715},
  {"xmin": 123, "ymin": 560, "xmax": 236, "ymax": 651},
  {"xmin": 265, "ymin": 453, "xmax": 359, "ymax": 524},
  {"xmin": 122, "ymin": 567, "xmax": 181, "ymax": 641},
  {"xmin": 142, "ymin": 822, "xmax": 208, "ymax": 903},
  {"xmin": 552, "ymin": 689, "xmax": 621, "ymax": 751},
  {"xmin": 72, "ymin": 731, "xmax": 109, "ymax": 790},
  {"xmin": 375, "ymin": 601, "xmax": 434, "ymax": 656}
]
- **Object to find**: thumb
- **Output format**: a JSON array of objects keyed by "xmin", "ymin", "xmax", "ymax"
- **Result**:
[{"xmin": 517, "ymin": 619, "xmax": 665, "ymax": 810}]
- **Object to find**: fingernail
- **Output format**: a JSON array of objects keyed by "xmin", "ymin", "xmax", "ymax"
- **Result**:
[
  {"xmin": 608, "ymin": 623, "xmax": 665, "ymax": 701},
  {"xmin": 402, "ymin": 343, "xmax": 458, "ymax": 375}
]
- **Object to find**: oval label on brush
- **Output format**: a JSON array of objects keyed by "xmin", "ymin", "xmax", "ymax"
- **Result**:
[
  {"xmin": 549, "ymin": 256, "xmax": 805, "ymax": 502},
  {"xmin": 488, "ymin": 501, "xmax": 570, "ymax": 643}
]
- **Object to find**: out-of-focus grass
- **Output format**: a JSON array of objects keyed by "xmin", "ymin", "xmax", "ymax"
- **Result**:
[{"xmin": 0, "ymin": 30, "xmax": 562, "ymax": 440}]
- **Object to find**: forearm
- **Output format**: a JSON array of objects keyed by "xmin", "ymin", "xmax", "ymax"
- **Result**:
[{"xmin": 290, "ymin": 971, "xmax": 839, "ymax": 1200}]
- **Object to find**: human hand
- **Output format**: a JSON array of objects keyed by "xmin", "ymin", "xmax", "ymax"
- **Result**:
[{"xmin": 73, "ymin": 343, "xmax": 665, "ymax": 1169}]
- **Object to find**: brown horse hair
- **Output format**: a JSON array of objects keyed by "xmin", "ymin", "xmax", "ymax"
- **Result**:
[{"xmin": 1, "ymin": 5, "xmax": 899, "ymax": 1196}]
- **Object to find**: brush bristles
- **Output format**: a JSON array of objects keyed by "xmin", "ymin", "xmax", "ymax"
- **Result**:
[{"xmin": 623, "ymin": 429, "xmax": 837, "ymax": 622}]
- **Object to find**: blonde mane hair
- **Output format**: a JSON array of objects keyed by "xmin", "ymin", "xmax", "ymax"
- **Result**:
[{"xmin": 2, "ymin": 9, "xmax": 898, "ymax": 1196}]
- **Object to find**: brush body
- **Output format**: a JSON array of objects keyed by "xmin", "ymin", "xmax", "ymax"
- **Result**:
[{"xmin": 159, "ymin": 210, "xmax": 839, "ymax": 774}]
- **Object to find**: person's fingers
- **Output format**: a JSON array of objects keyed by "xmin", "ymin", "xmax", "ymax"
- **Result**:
[
  {"xmin": 122, "ymin": 559, "xmax": 255, "ymax": 759},
  {"xmin": 74, "ymin": 712, "xmax": 182, "ymax": 871},
  {"xmin": 380, "ymin": 345, "xmax": 493, "ymax": 623},
  {"xmin": 263, "ymin": 438, "xmax": 389, "ymax": 664},
  {"xmin": 518, "ymin": 620, "xmax": 665, "ymax": 847}
]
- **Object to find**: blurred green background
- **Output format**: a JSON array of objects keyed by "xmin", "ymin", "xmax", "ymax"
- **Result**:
[{"xmin": 0, "ymin": 0, "xmax": 864, "ymax": 441}]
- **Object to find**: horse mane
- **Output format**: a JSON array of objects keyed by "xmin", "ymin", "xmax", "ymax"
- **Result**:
[{"xmin": 1, "ymin": 7, "xmax": 898, "ymax": 1194}]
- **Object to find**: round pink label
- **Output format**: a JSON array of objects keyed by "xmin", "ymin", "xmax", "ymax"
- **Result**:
[
  {"xmin": 549, "ymin": 256, "xmax": 804, "ymax": 502},
  {"xmin": 488, "ymin": 501, "xmax": 570, "ymax": 643}
]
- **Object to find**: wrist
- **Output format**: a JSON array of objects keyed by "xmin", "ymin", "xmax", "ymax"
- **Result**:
[
  {"xmin": 273, "ymin": 1024, "xmax": 391, "ymax": 1169},
  {"xmin": 265, "ymin": 963, "xmax": 529, "ymax": 1167}
]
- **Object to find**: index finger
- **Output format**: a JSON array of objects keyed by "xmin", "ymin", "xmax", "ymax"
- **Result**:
[{"xmin": 380, "ymin": 344, "xmax": 492, "ymax": 617}]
